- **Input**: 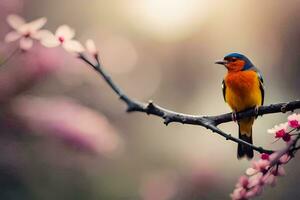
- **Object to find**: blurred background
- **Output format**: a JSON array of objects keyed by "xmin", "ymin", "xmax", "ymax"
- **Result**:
[{"xmin": 0, "ymin": 0, "xmax": 300, "ymax": 199}]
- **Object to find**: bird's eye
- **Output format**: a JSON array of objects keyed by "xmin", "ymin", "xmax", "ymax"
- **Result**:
[
  {"xmin": 231, "ymin": 58, "xmax": 237, "ymax": 62},
  {"xmin": 224, "ymin": 57, "xmax": 238, "ymax": 62}
]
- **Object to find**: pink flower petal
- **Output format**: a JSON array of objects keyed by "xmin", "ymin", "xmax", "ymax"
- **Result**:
[
  {"xmin": 230, "ymin": 187, "xmax": 247, "ymax": 200},
  {"xmin": 246, "ymin": 167, "xmax": 257, "ymax": 176},
  {"xmin": 271, "ymin": 165, "xmax": 286, "ymax": 176},
  {"xmin": 19, "ymin": 37, "xmax": 33, "ymax": 50},
  {"xmin": 250, "ymin": 159, "xmax": 270, "ymax": 174},
  {"xmin": 235, "ymin": 176, "xmax": 249, "ymax": 190},
  {"xmin": 55, "ymin": 25, "xmax": 75, "ymax": 40},
  {"xmin": 248, "ymin": 172, "xmax": 263, "ymax": 188},
  {"xmin": 25, "ymin": 17, "xmax": 47, "ymax": 32},
  {"xmin": 261, "ymin": 153, "xmax": 270, "ymax": 160},
  {"xmin": 7, "ymin": 14, "xmax": 25, "ymax": 30},
  {"xmin": 63, "ymin": 40, "xmax": 84, "ymax": 53},
  {"xmin": 277, "ymin": 165, "xmax": 286, "ymax": 176},
  {"xmin": 245, "ymin": 185, "xmax": 263, "ymax": 198},
  {"xmin": 279, "ymin": 154, "xmax": 290, "ymax": 164},
  {"xmin": 37, "ymin": 30, "xmax": 60, "ymax": 47},
  {"xmin": 269, "ymin": 152, "xmax": 279, "ymax": 161},
  {"xmin": 86, "ymin": 39, "xmax": 98, "ymax": 55},
  {"xmin": 267, "ymin": 123, "xmax": 288, "ymax": 135},
  {"xmin": 11, "ymin": 96, "xmax": 122, "ymax": 155},
  {"xmin": 263, "ymin": 173, "xmax": 276, "ymax": 186},
  {"xmin": 288, "ymin": 113, "xmax": 300, "ymax": 128},
  {"xmin": 289, "ymin": 120, "xmax": 299, "ymax": 128},
  {"xmin": 4, "ymin": 31, "xmax": 21, "ymax": 43},
  {"xmin": 275, "ymin": 129, "xmax": 286, "ymax": 138}
]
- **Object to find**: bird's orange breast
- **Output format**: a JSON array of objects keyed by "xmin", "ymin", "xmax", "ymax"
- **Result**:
[{"xmin": 224, "ymin": 70, "xmax": 262, "ymax": 112}]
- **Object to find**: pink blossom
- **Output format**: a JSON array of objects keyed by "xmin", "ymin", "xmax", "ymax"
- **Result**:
[
  {"xmin": 11, "ymin": 96, "xmax": 122, "ymax": 156},
  {"xmin": 267, "ymin": 122, "xmax": 288, "ymax": 136},
  {"xmin": 231, "ymin": 120, "xmax": 296, "ymax": 199},
  {"xmin": 4, "ymin": 14, "xmax": 47, "ymax": 50},
  {"xmin": 260, "ymin": 153, "xmax": 270, "ymax": 160},
  {"xmin": 268, "ymin": 122, "xmax": 291, "ymax": 142},
  {"xmin": 85, "ymin": 39, "xmax": 98, "ymax": 57},
  {"xmin": 230, "ymin": 187, "xmax": 247, "ymax": 200},
  {"xmin": 248, "ymin": 172, "xmax": 264, "ymax": 188},
  {"xmin": 263, "ymin": 172, "xmax": 277, "ymax": 187},
  {"xmin": 262, "ymin": 164, "xmax": 286, "ymax": 187},
  {"xmin": 279, "ymin": 154, "xmax": 290, "ymax": 164},
  {"xmin": 231, "ymin": 151, "xmax": 291, "ymax": 199},
  {"xmin": 267, "ymin": 153, "xmax": 288, "ymax": 176},
  {"xmin": 268, "ymin": 152, "xmax": 289, "ymax": 165},
  {"xmin": 246, "ymin": 159, "xmax": 269, "ymax": 176},
  {"xmin": 236, "ymin": 176, "xmax": 249, "ymax": 188},
  {"xmin": 245, "ymin": 184, "xmax": 263, "ymax": 198},
  {"xmin": 288, "ymin": 113, "xmax": 300, "ymax": 128},
  {"xmin": 231, "ymin": 174, "xmax": 264, "ymax": 200},
  {"xmin": 39, "ymin": 25, "xmax": 84, "ymax": 53}
]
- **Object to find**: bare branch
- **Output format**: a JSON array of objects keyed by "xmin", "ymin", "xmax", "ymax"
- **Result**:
[{"xmin": 79, "ymin": 53, "xmax": 300, "ymax": 155}]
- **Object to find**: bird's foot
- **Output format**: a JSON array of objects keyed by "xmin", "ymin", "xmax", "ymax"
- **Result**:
[
  {"xmin": 231, "ymin": 112, "xmax": 238, "ymax": 122},
  {"xmin": 254, "ymin": 106, "xmax": 260, "ymax": 118}
]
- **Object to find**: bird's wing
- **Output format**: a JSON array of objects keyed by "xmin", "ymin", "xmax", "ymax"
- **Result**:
[
  {"xmin": 249, "ymin": 66, "xmax": 265, "ymax": 105},
  {"xmin": 222, "ymin": 79, "xmax": 226, "ymax": 102},
  {"xmin": 257, "ymin": 72, "xmax": 265, "ymax": 105}
]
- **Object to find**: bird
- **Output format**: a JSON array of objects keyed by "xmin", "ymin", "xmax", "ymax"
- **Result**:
[{"xmin": 215, "ymin": 53, "xmax": 264, "ymax": 159}]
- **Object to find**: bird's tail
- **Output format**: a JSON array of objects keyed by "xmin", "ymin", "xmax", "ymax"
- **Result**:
[{"xmin": 237, "ymin": 117, "xmax": 254, "ymax": 159}]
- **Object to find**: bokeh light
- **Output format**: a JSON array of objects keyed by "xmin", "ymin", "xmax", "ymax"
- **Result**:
[
  {"xmin": 127, "ymin": 0, "xmax": 215, "ymax": 41},
  {"xmin": 100, "ymin": 35, "xmax": 138, "ymax": 74}
]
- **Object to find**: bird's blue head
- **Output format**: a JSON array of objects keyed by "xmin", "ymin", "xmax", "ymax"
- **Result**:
[{"xmin": 215, "ymin": 53, "xmax": 254, "ymax": 72}]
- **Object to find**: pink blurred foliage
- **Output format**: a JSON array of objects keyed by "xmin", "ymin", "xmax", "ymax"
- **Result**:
[
  {"xmin": 21, "ymin": 44, "xmax": 65, "ymax": 74},
  {"xmin": 140, "ymin": 171, "xmax": 178, "ymax": 200},
  {"xmin": 0, "ymin": 47, "xmax": 62, "ymax": 102},
  {"xmin": 0, "ymin": 0, "xmax": 23, "ymax": 14},
  {"xmin": 179, "ymin": 164, "xmax": 221, "ymax": 199},
  {"xmin": 10, "ymin": 96, "xmax": 122, "ymax": 156},
  {"xmin": 140, "ymin": 164, "xmax": 221, "ymax": 200}
]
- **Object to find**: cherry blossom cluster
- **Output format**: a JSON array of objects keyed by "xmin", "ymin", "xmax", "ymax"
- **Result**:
[
  {"xmin": 4, "ymin": 14, "xmax": 98, "ymax": 57},
  {"xmin": 231, "ymin": 113, "xmax": 300, "ymax": 200},
  {"xmin": 268, "ymin": 113, "xmax": 300, "ymax": 143}
]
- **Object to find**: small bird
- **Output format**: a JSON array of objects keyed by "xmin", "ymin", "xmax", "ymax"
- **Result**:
[{"xmin": 215, "ymin": 53, "xmax": 264, "ymax": 159}]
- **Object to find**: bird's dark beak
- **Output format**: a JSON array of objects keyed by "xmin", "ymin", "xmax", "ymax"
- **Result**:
[{"xmin": 215, "ymin": 60, "xmax": 228, "ymax": 65}]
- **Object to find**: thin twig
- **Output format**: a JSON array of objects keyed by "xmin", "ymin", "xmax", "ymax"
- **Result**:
[
  {"xmin": 78, "ymin": 53, "xmax": 300, "ymax": 155},
  {"xmin": 0, "ymin": 48, "xmax": 20, "ymax": 67}
]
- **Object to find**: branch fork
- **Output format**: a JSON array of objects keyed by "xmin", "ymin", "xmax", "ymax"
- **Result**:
[{"xmin": 79, "ymin": 53, "xmax": 300, "ymax": 155}]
